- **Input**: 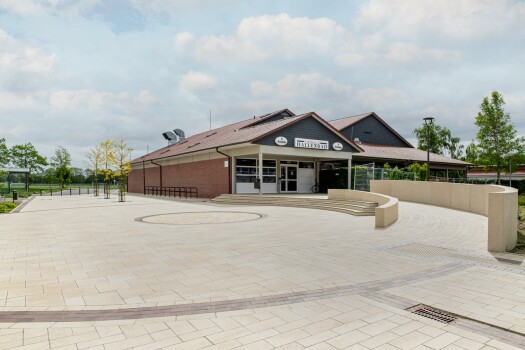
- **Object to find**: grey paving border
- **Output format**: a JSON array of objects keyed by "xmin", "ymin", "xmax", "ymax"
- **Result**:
[
  {"xmin": 9, "ymin": 195, "xmax": 35, "ymax": 213},
  {"xmin": 0, "ymin": 262, "xmax": 467, "ymax": 323}
]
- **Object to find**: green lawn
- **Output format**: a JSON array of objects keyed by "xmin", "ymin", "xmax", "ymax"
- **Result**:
[{"xmin": 0, "ymin": 183, "xmax": 118, "ymax": 198}]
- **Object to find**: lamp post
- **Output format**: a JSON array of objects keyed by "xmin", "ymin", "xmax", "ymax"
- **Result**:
[
  {"xmin": 506, "ymin": 152, "xmax": 514, "ymax": 187},
  {"xmin": 423, "ymin": 117, "xmax": 435, "ymax": 181}
]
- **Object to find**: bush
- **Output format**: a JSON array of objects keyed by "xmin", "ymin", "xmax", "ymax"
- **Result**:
[{"xmin": 0, "ymin": 202, "xmax": 17, "ymax": 213}]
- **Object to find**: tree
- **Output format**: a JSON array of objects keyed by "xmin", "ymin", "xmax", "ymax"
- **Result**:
[
  {"xmin": 85, "ymin": 145, "xmax": 103, "ymax": 196},
  {"xmin": 407, "ymin": 163, "xmax": 428, "ymax": 181},
  {"xmin": 99, "ymin": 139, "xmax": 115, "ymax": 199},
  {"xmin": 111, "ymin": 138, "xmax": 132, "ymax": 202},
  {"xmin": 51, "ymin": 146, "xmax": 72, "ymax": 189},
  {"xmin": 413, "ymin": 123, "xmax": 464, "ymax": 159},
  {"xmin": 475, "ymin": 91, "xmax": 525, "ymax": 184},
  {"xmin": 50, "ymin": 146, "xmax": 72, "ymax": 168},
  {"xmin": 10, "ymin": 143, "xmax": 48, "ymax": 172},
  {"xmin": 462, "ymin": 141, "xmax": 480, "ymax": 165},
  {"xmin": 0, "ymin": 138, "xmax": 9, "ymax": 166}
]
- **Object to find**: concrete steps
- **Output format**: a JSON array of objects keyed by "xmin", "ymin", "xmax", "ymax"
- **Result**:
[{"xmin": 211, "ymin": 194, "xmax": 377, "ymax": 216}]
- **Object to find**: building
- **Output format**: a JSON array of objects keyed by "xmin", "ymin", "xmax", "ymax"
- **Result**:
[
  {"xmin": 329, "ymin": 112, "xmax": 470, "ymax": 179},
  {"xmin": 467, "ymin": 165, "xmax": 525, "ymax": 182},
  {"xmin": 128, "ymin": 109, "xmax": 471, "ymax": 197}
]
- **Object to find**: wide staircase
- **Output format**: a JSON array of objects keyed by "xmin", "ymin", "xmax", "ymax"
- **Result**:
[{"xmin": 211, "ymin": 194, "xmax": 377, "ymax": 216}]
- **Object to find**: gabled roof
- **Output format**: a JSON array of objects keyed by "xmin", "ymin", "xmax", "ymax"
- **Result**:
[
  {"xmin": 329, "ymin": 112, "xmax": 413, "ymax": 148},
  {"xmin": 132, "ymin": 110, "xmax": 361, "ymax": 164},
  {"xmin": 354, "ymin": 143, "xmax": 471, "ymax": 167},
  {"xmin": 329, "ymin": 112, "xmax": 373, "ymax": 130}
]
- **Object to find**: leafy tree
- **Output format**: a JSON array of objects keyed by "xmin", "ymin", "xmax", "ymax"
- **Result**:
[
  {"xmin": 55, "ymin": 166, "xmax": 72, "ymax": 189},
  {"xmin": 0, "ymin": 138, "xmax": 9, "ymax": 166},
  {"xmin": 462, "ymin": 141, "xmax": 480, "ymax": 165},
  {"xmin": 85, "ymin": 145, "xmax": 103, "ymax": 196},
  {"xmin": 413, "ymin": 122, "xmax": 464, "ymax": 159},
  {"xmin": 99, "ymin": 139, "xmax": 115, "ymax": 198},
  {"xmin": 407, "ymin": 162, "xmax": 428, "ymax": 181},
  {"xmin": 70, "ymin": 167, "xmax": 85, "ymax": 183},
  {"xmin": 111, "ymin": 138, "xmax": 133, "ymax": 202},
  {"xmin": 475, "ymin": 91, "xmax": 525, "ymax": 184},
  {"xmin": 10, "ymin": 143, "xmax": 48, "ymax": 172},
  {"xmin": 50, "ymin": 146, "xmax": 72, "ymax": 168},
  {"xmin": 51, "ymin": 146, "xmax": 72, "ymax": 189}
]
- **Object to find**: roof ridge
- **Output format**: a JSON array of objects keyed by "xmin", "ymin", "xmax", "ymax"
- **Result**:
[{"xmin": 329, "ymin": 112, "xmax": 374, "ymax": 122}]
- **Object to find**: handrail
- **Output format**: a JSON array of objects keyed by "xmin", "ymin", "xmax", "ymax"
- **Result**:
[{"xmin": 144, "ymin": 186, "xmax": 198, "ymax": 199}]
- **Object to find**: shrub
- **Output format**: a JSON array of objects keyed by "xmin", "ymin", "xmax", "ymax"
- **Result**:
[{"xmin": 0, "ymin": 202, "xmax": 17, "ymax": 213}]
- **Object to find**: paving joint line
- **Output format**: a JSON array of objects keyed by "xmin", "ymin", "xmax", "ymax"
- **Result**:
[{"xmin": 0, "ymin": 262, "xmax": 467, "ymax": 323}]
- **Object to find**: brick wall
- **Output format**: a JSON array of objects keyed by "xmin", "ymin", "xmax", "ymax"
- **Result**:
[{"xmin": 128, "ymin": 158, "xmax": 230, "ymax": 198}]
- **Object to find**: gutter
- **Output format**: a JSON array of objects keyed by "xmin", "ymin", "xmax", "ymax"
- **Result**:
[
  {"xmin": 150, "ymin": 160, "xmax": 162, "ymax": 187},
  {"xmin": 216, "ymin": 147, "xmax": 232, "ymax": 194}
]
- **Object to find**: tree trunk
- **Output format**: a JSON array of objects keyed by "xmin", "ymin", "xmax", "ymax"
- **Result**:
[{"xmin": 496, "ymin": 170, "xmax": 501, "ymax": 185}]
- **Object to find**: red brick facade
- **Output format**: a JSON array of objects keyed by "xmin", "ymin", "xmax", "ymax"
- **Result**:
[{"xmin": 128, "ymin": 157, "xmax": 230, "ymax": 198}]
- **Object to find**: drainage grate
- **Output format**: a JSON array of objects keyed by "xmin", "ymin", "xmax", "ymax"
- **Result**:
[{"xmin": 407, "ymin": 304, "xmax": 457, "ymax": 324}]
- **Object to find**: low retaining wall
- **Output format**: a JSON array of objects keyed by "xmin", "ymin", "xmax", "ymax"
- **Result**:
[
  {"xmin": 370, "ymin": 180, "xmax": 518, "ymax": 252},
  {"xmin": 328, "ymin": 189, "xmax": 399, "ymax": 228}
]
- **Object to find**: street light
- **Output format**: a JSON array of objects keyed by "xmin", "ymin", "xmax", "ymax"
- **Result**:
[
  {"xmin": 506, "ymin": 152, "xmax": 514, "ymax": 187},
  {"xmin": 423, "ymin": 117, "xmax": 435, "ymax": 181}
]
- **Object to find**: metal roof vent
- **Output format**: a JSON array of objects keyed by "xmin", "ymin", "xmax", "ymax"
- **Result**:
[
  {"xmin": 163, "ymin": 131, "xmax": 178, "ymax": 145},
  {"xmin": 174, "ymin": 129, "xmax": 186, "ymax": 141},
  {"xmin": 354, "ymin": 137, "xmax": 361, "ymax": 144}
]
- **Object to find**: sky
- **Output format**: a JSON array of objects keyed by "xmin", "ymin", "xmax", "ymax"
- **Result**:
[{"xmin": 0, "ymin": 0, "xmax": 524, "ymax": 167}]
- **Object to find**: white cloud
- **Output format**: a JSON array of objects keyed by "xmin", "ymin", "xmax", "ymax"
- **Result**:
[
  {"xmin": 49, "ymin": 89, "xmax": 157, "ymax": 113},
  {"xmin": 179, "ymin": 71, "xmax": 218, "ymax": 92},
  {"xmin": 0, "ymin": 0, "xmax": 101, "ymax": 16},
  {"xmin": 0, "ymin": 30, "xmax": 56, "ymax": 74},
  {"xmin": 175, "ymin": 13, "xmax": 349, "ymax": 63},
  {"xmin": 0, "ymin": 91, "xmax": 46, "ymax": 111},
  {"xmin": 336, "ymin": 42, "xmax": 461, "ymax": 66},
  {"xmin": 250, "ymin": 72, "xmax": 412, "ymax": 116},
  {"xmin": 355, "ymin": 0, "xmax": 525, "ymax": 40},
  {"xmin": 175, "ymin": 13, "xmax": 461, "ymax": 67}
]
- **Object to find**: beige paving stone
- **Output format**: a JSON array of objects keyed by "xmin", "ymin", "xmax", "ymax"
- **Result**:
[
  {"xmin": 326, "ymin": 330, "xmax": 370, "ymax": 349},
  {"xmin": 1, "ymin": 196, "xmax": 524, "ymax": 349}
]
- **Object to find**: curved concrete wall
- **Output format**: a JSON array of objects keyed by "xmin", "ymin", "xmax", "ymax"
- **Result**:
[
  {"xmin": 328, "ymin": 189, "xmax": 399, "ymax": 228},
  {"xmin": 370, "ymin": 180, "xmax": 518, "ymax": 252}
]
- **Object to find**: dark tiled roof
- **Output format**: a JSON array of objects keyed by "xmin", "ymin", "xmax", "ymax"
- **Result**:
[
  {"xmin": 354, "ymin": 143, "xmax": 471, "ymax": 166},
  {"xmin": 329, "ymin": 112, "xmax": 413, "ymax": 148},
  {"xmin": 328, "ymin": 112, "xmax": 373, "ymax": 131},
  {"xmin": 132, "ymin": 110, "xmax": 361, "ymax": 164}
]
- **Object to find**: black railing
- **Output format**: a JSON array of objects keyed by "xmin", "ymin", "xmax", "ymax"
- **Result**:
[{"xmin": 145, "ymin": 186, "xmax": 198, "ymax": 199}]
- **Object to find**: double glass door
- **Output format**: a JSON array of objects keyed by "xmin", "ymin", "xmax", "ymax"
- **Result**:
[{"xmin": 280, "ymin": 165, "xmax": 297, "ymax": 192}]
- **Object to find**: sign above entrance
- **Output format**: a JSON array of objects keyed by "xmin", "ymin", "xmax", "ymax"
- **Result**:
[
  {"xmin": 274, "ymin": 136, "xmax": 288, "ymax": 146},
  {"xmin": 294, "ymin": 138, "xmax": 329, "ymax": 150},
  {"xmin": 332, "ymin": 142, "xmax": 343, "ymax": 151}
]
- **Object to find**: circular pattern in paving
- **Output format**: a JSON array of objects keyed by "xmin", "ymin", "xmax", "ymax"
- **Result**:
[{"xmin": 136, "ymin": 211, "xmax": 263, "ymax": 225}]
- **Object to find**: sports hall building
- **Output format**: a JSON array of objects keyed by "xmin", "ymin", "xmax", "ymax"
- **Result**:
[{"xmin": 128, "ymin": 109, "xmax": 470, "ymax": 198}]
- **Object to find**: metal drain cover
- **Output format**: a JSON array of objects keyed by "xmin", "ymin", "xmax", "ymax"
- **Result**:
[{"xmin": 407, "ymin": 304, "xmax": 457, "ymax": 324}]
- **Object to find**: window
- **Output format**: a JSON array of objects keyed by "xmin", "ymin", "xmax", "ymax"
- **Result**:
[
  {"xmin": 235, "ymin": 158, "xmax": 277, "ymax": 184},
  {"xmin": 299, "ymin": 162, "xmax": 314, "ymax": 169}
]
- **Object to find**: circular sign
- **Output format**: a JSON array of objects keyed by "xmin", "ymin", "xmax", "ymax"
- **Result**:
[
  {"xmin": 333, "ymin": 142, "xmax": 343, "ymax": 151},
  {"xmin": 275, "ymin": 136, "xmax": 288, "ymax": 146}
]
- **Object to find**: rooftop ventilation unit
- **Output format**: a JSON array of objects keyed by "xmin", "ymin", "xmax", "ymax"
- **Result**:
[
  {"xmin": 354, "ymin": 137, "xmax": 361, "ymax": 144},
  {"xmin": 162, "ymin": 131, "xmax": 178, "ymax": 145},
  {"xmin": 174, "ymin": 129, "xmax": 186, "ymax": 141}
]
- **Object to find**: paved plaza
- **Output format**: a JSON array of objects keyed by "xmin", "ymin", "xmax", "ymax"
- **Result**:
[{"xmin": 0, "ymin": 194, "xmax": 525, "ymax": 349}]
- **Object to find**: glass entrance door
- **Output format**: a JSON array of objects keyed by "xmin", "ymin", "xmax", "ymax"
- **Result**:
[{"xmin": 280, "ymin": 165, "xmax": 298, "ymax": 192}]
